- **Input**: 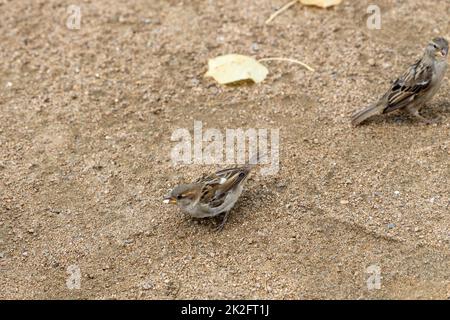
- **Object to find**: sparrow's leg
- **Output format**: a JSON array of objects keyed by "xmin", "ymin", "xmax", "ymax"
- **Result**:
[
  {"xmin": 406, "ymin": 104, "xmax": 438, "ymax": 124},
  {"xmin": 214, "ymin": 210, "xmax": 231, "ymax": 232}
]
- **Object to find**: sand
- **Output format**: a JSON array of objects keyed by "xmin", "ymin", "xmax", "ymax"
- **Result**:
[{"xmin": 0, "ymin": 0, "xmax": 449, "ymax": 299}]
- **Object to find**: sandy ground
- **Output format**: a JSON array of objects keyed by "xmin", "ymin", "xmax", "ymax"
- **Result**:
[{"xmin": 0, "ymin": 0, "xmax": 449, "ymax": 299}]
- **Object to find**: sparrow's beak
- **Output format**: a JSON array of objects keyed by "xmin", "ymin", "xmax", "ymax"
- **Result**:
[
  {"xmin": 438, "ymin": 48, "xmax": 448, "ymax": 57},
  {"xmin": 163, "ymin": 195, "xmax": 177, "ymax": 204}
]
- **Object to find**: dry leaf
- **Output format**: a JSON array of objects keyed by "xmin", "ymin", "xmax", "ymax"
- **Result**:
[
  {"xmin": 300, "ymin": 0, "xmax": 342, "ymax": 8},
  {"xmin": 205, "ymin": 54, "xmax": 269, "ymax": 84}
]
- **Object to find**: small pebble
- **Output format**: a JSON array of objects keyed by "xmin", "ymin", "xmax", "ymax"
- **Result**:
[
  {"xmin": 190, "ymin": 78, "xmax": 199, "ymax": 87},
  {"xmin": 141, "ymin": 281, "xmax": 153, "ymax": 290},
  {"xmin": 276, "ymin": 182, "xmax": 287, "ymax": 188},
  {"xmin": 251, "ymin": 43, "xmax": 259, "ymax": 52}
]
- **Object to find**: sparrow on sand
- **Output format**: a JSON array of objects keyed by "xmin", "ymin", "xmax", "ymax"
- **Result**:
[
  {"xmin": 163, "ymin": 160, "xmax": 258, "ymax": 231},
  {"xmin": 352, "ymin": 37, "xmax": 448, "ymax": 126}
]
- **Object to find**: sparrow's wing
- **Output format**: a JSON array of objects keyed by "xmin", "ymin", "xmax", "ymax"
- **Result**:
[
  {"xmin": 196, "ymin": 166, "xmax": 251, "ymax": 208},
  {"xmin": 382, "ymin": 59, "xmax": 433, "ymax": 114}
]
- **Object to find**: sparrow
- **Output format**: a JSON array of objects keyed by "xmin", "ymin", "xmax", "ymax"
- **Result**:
[
  {"xmin": 163, "ymin": 161, "xmax": 256, "ymax": 231},
  {"xmin": 352, "ymin": 37, "xmax": 448, "ymax": 126}
]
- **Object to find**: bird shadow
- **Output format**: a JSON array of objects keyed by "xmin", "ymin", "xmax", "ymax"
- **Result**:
[
  {"xmin": 433, "ymin": 100, "xmax": 450, "ymax": 115},
  {"xmin": 183, "ymin": 176, "xmax": 279, "ymax": 232},
  {"xmin": 357, "ymin": 101, "xmax": 450, "ymax": 126}
]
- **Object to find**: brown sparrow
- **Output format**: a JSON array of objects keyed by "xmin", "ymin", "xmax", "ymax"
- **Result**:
[
  {"xmin": 352, "ymin": 37, "xmax": 448, "ymax": 126},
  {"xmin": 163, "ymin": 162, "xmax": 255, "ymax": 231}
]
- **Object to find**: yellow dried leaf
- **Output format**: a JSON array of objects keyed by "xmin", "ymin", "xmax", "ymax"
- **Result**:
[
  {"xmin": 205, "ymin": 54, "xmax": 269, "ymax": 84},
  {"xmin": 300, "ymin": 0, "xmax": 342, "ymax": 8}
]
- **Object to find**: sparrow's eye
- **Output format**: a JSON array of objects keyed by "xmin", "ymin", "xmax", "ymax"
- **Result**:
[
  {"xmin": 177, "ymin": 194, "xmax": 183, "ymax": 200},
  {"xmin": 238, "ymin": 172, "xmax": 246, "ymax": 178}
]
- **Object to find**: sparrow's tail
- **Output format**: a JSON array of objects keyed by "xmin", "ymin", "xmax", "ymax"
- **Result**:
[{"xmin": 351, "ymin": 101, "xmax": 383, "ymax": 126}]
